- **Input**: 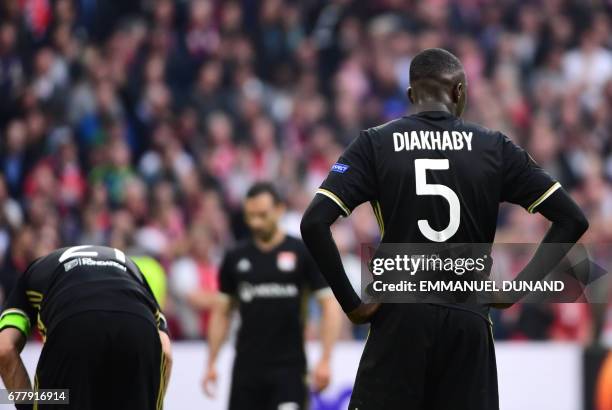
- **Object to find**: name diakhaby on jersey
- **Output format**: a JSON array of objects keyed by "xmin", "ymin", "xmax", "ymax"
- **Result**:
[{"xmin": 393, "ymin": 130, "xmax": 473, "ymax": 151}]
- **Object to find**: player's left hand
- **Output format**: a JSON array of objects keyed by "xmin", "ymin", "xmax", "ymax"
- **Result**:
[
  {"xmin": 347, "ymin": 302, "xmax": 381, "ymax": 324},
  {"xmin": 311, "ymin": 358, "xmax": 331, "ymax": 392}
]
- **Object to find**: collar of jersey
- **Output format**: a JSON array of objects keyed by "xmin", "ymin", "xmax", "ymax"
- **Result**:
[{"xmin": 412, "ymin": 110, "xmax": 456, "ymax": 120}]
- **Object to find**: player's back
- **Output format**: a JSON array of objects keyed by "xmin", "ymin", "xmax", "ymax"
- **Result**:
[
  {"xmin": 19, "ymin": 245, "xmax": 162, "ymax": 337},
  {"xmin": 319, "ymin": 110, "xmax": 558, "ymax": 244},
  {"xmin": 0, "ymin": 245, "xmax": 168, "ymax": 409}
]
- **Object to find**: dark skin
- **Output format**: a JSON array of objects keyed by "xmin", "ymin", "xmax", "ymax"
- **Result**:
[
  {"xmin": 348, "ymin": 70, "xmax": 467, "ymax": 324},
  {"xmin": 407, "ymin": 71, "xmax": 467, "ymax": 117}
]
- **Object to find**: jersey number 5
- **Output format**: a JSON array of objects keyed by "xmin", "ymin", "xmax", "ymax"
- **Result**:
[{"xmin": 415, "ymin": 159, "xmax": 460, "ymax": 242}]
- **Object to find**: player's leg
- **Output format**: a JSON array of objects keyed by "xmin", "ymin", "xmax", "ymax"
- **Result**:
[
  {"xmin": 427, "ymin": 307, "xmax": 499, "ymax": 410},
  {"xmin": 35, "ymin": 311, "xmax": 108, "ymax": 410},
  {"xmin": 348, "ymin": 304, "xmax": 436, "ymax": 410},
  {"xmin": 228, "ymin": 362, "xmax": 268, "ymax": 410},
  {"xmin": 267, "ymin": 365, "xmax": 308, "ymax": 410},
  {"xmin": 103, "ymin": 311, "xmax": 163, "ymax": 410}
]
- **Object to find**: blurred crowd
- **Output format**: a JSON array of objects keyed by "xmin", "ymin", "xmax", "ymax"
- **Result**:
[{"xmin": 0, "ymin": 0, "xmax": 611, "ymax": 343}]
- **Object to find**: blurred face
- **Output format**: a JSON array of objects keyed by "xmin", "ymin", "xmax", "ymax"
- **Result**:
[
  {"xmin": 0, "ymin": 23, "xmax": 16, "ymax": 50},
  {"xmin": 191, "ymin": 229, "xmax": 211, "ymax": 259},
  {"xmin": 244, "ymin": 193, "xmax": 282, "ymax": 242}
]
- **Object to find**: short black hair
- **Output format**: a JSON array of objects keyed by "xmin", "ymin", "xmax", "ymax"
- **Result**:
[
  {"xmin": 246, "ymin": 182, "xmax": 282, "ymax": 204},
  {"xmin": 409, "ymin": 48, "xmax": 464, "ymax": 83}
]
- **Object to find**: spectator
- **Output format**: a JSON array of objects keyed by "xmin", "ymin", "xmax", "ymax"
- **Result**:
[{"xmin": 169, "ymin": 226, "xmax": 218, "ymax": 339}]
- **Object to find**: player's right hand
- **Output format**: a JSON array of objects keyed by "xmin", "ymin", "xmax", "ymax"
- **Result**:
[
  {"xmin": 202, "ymin": 365, "xmax": 218, "ymax": 398},
  {"xmin": 347, "ymin": 302, "xmax": 381, "ymax": 324}
]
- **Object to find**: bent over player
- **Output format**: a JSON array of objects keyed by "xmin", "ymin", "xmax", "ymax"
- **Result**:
[
  {"xmin": 0, "ymin": 245, "xmax": 172, "ymax": 410},
  {"xmin": 301, "ymin": 48, "xmax": 588, "ymax": 410}
]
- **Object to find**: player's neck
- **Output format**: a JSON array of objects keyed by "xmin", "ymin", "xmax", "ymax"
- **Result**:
[
  {"xmin": 412, "ymin": 101, "xmax": 453, "ymax": 115},
  {"xmin": 254, "ymin": 229, "xmax": 285, "ymax": 252}
]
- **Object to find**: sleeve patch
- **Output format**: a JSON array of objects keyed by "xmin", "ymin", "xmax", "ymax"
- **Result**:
[{"xmin": 331, "ymin": 163, "xmax": 349, "ymax": 173}]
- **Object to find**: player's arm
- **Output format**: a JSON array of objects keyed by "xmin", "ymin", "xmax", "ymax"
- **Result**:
[
  {"xmin": 158, "ymin": 329, "xmax": 172, "ymax": 399},
  {"xmin": 203, "ymin": 251, "xmax": 236, "ymax": 397},
  {"xmin": 495, "ymin": 135, "xmax": 589, "ymax": 307},
  {"xmin": 494, "ymin": 188, "xmax": 588, "ymax": 307},
  {"xmin": 129, "ymin": 256, "xmax": 173, "ymax": 395},
  {"xmin": 316, "ymin": 292, "xmax": 341, "ymax": 366},
  {"xmin": 154, "ymin": 310, "xmax": 172, "ymax": 399},
  {"xmin": 202, "ymin": 293, "xmax": 234, "ymax": 397},
  {"xmin": 302, "ymin": 244, "xmax": 342, "ymax": 392},
  {"xmin": 312, "ymin": 291, "xmax": 341, "ymax": 392},
  {"xmin": 302, "ymin": 130, "xmax": 380, "ymax": 323},
  {"xmin": 0, "ymin": 328, "xmax": 30, "ymax": 390},
  {"xmin": 0, "ymin": 268, "xmax": 37, "ymax": 392},
  {"xmin": 301, "ymin": 195, "xmax": 379, "ymax": 323}
]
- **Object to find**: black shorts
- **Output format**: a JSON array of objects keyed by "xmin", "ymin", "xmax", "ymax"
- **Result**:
[
  {"xmin": 349, "ymin": 304, "xmax": 498, "ymax": 410},
  {"xmin": 34, "ymin": 311, "xmax": 164, "ymax": 410},
  {"xmin": 228, "ymin": 362, "xmax": 307, "ymax": 410}
]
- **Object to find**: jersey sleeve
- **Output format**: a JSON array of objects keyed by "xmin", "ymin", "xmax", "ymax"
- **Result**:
[
  {"xmin": 318, "ymin": 130, "xmax": 377, "ymax": 216},
  {"xmin": 301, "ymin": 243, "xmax": 332, "ymax": 299},
  {"xmin": 218, "ymin": 252, "xmax": 236, "ymax": 297},
  {"xmin": 128, "ymin": 256, "xmax": 169, "ymax": 333},
  {"xmin": 500, "ymin": 134, "xmax": 561, "ymax": 213},
  {"xmin": 132, "ymin": 256, "xmax": 167, "ymax": 309},
  {"xmin": 0, "ymin": 267, "xmax": 37, "ymax": 338}
]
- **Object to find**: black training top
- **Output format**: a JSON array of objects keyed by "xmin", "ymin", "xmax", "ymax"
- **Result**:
[
  {"xmin": 0, "ymin": 245, "xmax": 167, "ymax": 340},
  {"xmin": 219, "ymin": 235, "xmax": 330, "ymax": 368},
  {"xmin": 318, "ymin": 111, "xmax": 559, "ymax": 316}
]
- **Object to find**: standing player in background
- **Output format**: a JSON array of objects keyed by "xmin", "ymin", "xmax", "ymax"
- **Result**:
[
  {"xmin": 300, "ymin": 48, "xmax": 589, "ymax": 410},
  {"xmin": 203, "ymin": 182, "xmax": 341, "ymax": 410},
  {"xmin": 0, "ymin": 245, "xmax": 172, "ymax": 410}
]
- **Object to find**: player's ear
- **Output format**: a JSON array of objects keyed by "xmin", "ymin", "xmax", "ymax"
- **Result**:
[
  {"xmin": 452, "ymin": 82, "xmax": 463, "ymax": 103},
  {"xmin": 407, "ymin": 87, "xmax": 414, "ymax": 104},
  {"xmin": 453, "ymin": 82, "xmax": 467, "ymax": 117}
]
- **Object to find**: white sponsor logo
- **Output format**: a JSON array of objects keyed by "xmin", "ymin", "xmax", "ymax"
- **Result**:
[
  {"xmin": 237, "ymin": 258, "xmax": 251, "ymax": 273},
  {"xmin": 64, "ymin": 258, "xmax": 80, "ymax": 272},
  {"xmin": 238, "ymin": 282, "xmax": 298, "ymax": 303},
  {"xmin": 78, "ymin": 258, "xmax": 127, "ymax": 271}
]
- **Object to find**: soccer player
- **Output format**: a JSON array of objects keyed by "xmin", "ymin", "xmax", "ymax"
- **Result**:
[
  {"xmin": 300, "ymin": 48, "xmax": 589, "ymax": 410},
  {"xmin": 203, "ymin": 182, "xmax": 341, "ymax": 410},
  {"xmin": 0, "ymin": 245, "xmax": 172, "ymax": 410}
]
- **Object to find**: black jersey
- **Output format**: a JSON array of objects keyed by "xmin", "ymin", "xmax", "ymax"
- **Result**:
[
  {"xmin": 219, "ymin": 235, "xmax": 330, "ymax": 368},
  {"xmin": 318, "ymin": 111, "xmax": 559, "ymax": 319},
  {"xmin": 319, "ymin": 111, "xmax": 559, "ymax": 243},
  {"xmin": 0, "ymin": 245, "xmax": 167, "ymax": 340}
]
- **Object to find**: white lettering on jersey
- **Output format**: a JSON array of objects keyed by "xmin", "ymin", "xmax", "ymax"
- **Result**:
[{"xmin": 393, "ymin": 131, "xmax": 473, "ymax": 152}]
